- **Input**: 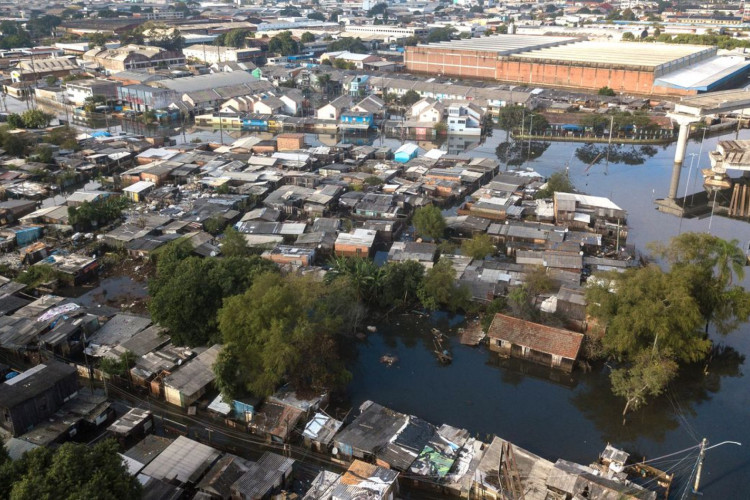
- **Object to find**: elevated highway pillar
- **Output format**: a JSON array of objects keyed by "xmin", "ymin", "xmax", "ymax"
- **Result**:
[{"xmin": 667, "ymin": 114, "xmax": 700, "ymax": 200}]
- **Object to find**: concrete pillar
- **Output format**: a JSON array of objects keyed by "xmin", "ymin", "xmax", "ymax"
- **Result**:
[{"xmin": 668, "ymin": 122, "xmax": 691, "ymax": 200}]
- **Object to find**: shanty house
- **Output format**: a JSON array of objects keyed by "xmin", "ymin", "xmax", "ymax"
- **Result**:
[
  {"xmin": 0, "ymin": 361, "xmax": 79, "ymax": 436},
  {"xmin": 334, "ymin": 229, "xmax": 377, "ymax": 258},
  {"xmin": 486, "ymin": 314, "xmax": 583, "ymax": 373},
  {"xmin": 230, "ymin": 452, "xmax": 295, "ymax": 500},
  {"xmin": 163, "ymin": 344, "xmax": 221, "ymax": 408},
  {"xmin": 331, "ymin": 460, "xmax": 399, "ymax": 500},
  {"xmin": 140, "ymin": 435, "xmax": 221, "ymax": 486},
  {"xmin": 333, "ymin": 400, "xmax": 408, "ymax": 461}
]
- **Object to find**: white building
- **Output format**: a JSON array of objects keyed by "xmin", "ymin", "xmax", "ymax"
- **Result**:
[
  {"xmin": 182, "ymin": 45, "xmax": 259, "ymax": 64},
  {"xmin": 65, "ymin": 79, "xmax": 121, "ymax": 106},
  {"xmin": 410, "ymin": 97, "xmax": 445, "ymax": 123},
  {"xmin": 446, "ymin": 102, "xmax": 484, "ymax": 135},
  {"xmin": 344, "ymin": 25, "xmax": 429, "ymax": 39}
]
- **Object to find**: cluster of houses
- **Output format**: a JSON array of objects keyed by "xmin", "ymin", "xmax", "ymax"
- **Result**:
[
  {"xmin": 0, "ymin": 123, "xmax": 635, "ymax": 377},
  {"xmin": 0, "ymin": 352, "xmax": 660, "ymax": 499}
]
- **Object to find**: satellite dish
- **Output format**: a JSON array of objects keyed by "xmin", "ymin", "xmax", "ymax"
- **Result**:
[{"xmin": 331, "ymin": 447, "xmax": 338, "ymax": 455}]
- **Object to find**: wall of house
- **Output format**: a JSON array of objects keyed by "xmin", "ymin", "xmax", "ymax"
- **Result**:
[
  {"xmin": 2, "ymin": 371, "xmax": 78, "ymax": 436},
  {"xmin": 335, "ymin": 244, "xmax": 370, "ymax": 258}
]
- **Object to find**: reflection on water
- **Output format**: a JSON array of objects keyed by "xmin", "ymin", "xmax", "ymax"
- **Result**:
[{"xmin": 345, "ymin": 127, "xmax": 750, "ymax": 497}]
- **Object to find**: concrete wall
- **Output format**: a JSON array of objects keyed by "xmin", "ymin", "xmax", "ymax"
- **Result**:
[{"xmin": 405, "ymin": 48, "xmax": 701, "ymax": 96}]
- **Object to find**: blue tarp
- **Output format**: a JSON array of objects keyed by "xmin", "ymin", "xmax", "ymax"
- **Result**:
[{"xmin": 90, "ymin": 131, "xmax": 111, "ymax": 138}]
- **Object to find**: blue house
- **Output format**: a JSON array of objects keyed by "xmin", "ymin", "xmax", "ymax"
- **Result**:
[
  {"xmin": 208, "ymin": 394, "xmax": 260, "ymax": 423},
  {"xmin": 394, "ymin": 143, "xmax": 419, "ymax": 163},
  {"xmin": 339, "ymin": 111, "xmax": 373, "ymax": 132},
  {"xmin": 349, "ymin": 75, "xmax": 370, "ymax": 97}
]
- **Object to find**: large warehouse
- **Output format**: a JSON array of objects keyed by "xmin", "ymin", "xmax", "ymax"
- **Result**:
[{"xmin": 404, "ymin": 35, "xmax": 750, "ymax": 96}]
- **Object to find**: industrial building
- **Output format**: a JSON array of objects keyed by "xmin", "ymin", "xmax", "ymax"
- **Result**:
[{"xmin": 404, "ymin": 35, "xmax": 750, "ymax": 96}]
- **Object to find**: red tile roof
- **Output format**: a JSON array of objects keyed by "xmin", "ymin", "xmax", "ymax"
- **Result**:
[{"xmin": 486, "ymin": 313, "xmax": 583, "ymax": 360}]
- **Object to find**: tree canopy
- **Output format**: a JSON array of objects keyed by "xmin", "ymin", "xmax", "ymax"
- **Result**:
[
  {"xmin": 215, "ymin": 272, "xmax": 351, "ymax": 398},
  {"xmin": 461, "ymin": 234, "xmax": 495, "ymax": 259},
  {"xmin": 412, "ymin": 205, "xmax": 446, "ymax": 241},
  {"xmin": 0, "ymin": 440, "xmax": 140, "ymax": 500},
  {"xmin": 586, "ymin": 233, "xmax": 750, "ymax": 421},
  {"xmin": 534, "ymin": 170, "xmax": 574, "ymax": 199},
  {"xmin": 268, "ymin": 31, "xmax": 300, "ymax": 56},
  {"xmin": 418, "ymin": 258, "xmax": 470, "ymax": 312},
  {"xmin": 148, "ymin": 241, "xmax": 277, "ymax": 346},
  {"xmin": 400, "ymin": 90, "xmax": 422, "ymax": 107},
  {"xmin": 326, "ymin": 37, "xmax": 368, "ymax": 53}
]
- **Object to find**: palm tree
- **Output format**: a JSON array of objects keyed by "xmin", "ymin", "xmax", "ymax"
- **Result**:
[
  {"xmin": 327, "ymin": 256, "xmax": 383, "ymax": 303},
  {"xmin": 711, "ymin": 238, "xmax": 746, "ymax": 286}
]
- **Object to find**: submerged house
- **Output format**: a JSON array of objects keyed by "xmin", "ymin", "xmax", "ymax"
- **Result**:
[{"xmin": 486, "ymin": 314, "xmax": 584, "ymax": 373}]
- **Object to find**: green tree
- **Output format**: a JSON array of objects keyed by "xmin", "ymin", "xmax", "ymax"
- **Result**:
[
  {"xmin": 21, "ymin": 109, "xmax": 52, "ymax": 129},
  {"xmin": 401, "ymin": 89, "xmax": 422, "ymax": 107},
  {"xmin": 149, "ymin": 253, "xmax": 276, "ymax": 345},
  {"xmin": 534, "ymin": 170, "xmax": 575, "ymax": 199},
  {"xmin": 426, "ymin": 27, "xmax": 456, "ymax": 43},
  {"xmin": 44, "ymin": 75, "xmax": 58, "ymax": 87},
  {"xmin": 280, "ymin": 6, "xmax": 301, "ymax": 16},
  {"xmin": 27, "ymin": 15, "xmax": 61, "ymax": 37},
  {"xmin": 6, "ymin": 114, "xmax": 22, "ymax": 129},
  {"xmin": 461, "ymin": 233, "xmax": 495, "ymax": 259},
  {"xmin": 44, "ymin": 126, "xmax": 79, "ymax": 150},
  {"xmin": 99, "ymin": 351, "xmax": 136, "ymax": 377},
  {"xmin": 221, "ymin": 226, "xmax": 250, "ymax": 257},
  {"xmin": 0, "ymin": 440, "xmax": 140, "ymax": 500},
  {"xmin": 621, "ymin": 31, "xmax": 635, "ymax": 41},
  {"xmin": 1, "ymin": 133, "xmax": 29, "ymax": 157},
  {"xmin": 587, "ymin": 265, "xmax": 711, "ymax": 363},
  {"xmin": 307, "ymin": 12, "xmax": 326, "ymax": 21},
  {"xmin": 497, "ymin": 104, "xmax": 525, "ymax": 132},
  {"xmin": 326, "ymin": 256, "xmax": 383, "ymax": 304},
  {"xmin": 326, "ymin": 37, "xmax": 368, "ymax": 53},
  {"xmin": 16, "ymin": 264, "xmax": 69, "ymax": 290},
  {"xmin": 32, "ymin": 145, "xmax": 53, "ymax": 164},
  {"xmin": 68, "ymin": 197, "xmax": 127, "ymax": 230},
  {"xmin": 380, "ymin": 260, "xmax": 425, "ymax": 308},
  {"xmin": 611, "ymin": 350, "xmax": 678, "ymax": 424},
  {"xmin": 418, "ymin": 258, "xmax": 470, "ymax": 312},
  {"xmin": 610, "ymin": 351, "xmax": 678, "ymax": 425},
  {"xmin": 215, "ymin": 272, "xmax": 351, "ymax": 398},
  {"xmin": 648, "ymin": 233, "xmax": 750, "ymax": 334},
  {"xmin": 598, "ymin": 86, "xmax": 616, "ymax": 96},
  {"xmin": 367, "ymin": 2, "xmax": 388, "ymax": 17},
  {"xmin": 268, "ymin": 31, "xmax": 300, "ymax": 56},
  {"xmin": 413, "ymin": 205, "xmax": 445, "ymax": 241},
  {"xmin": 506, "ymin": 266, "xmax": 553, "ymax": 321},
  {"xmin": 222, "ymin": 28, "xmax": 251, "ymax": 48},
  {"xmin": 301, "ymin": 32, "xmax": 316, "ymax": 43}
]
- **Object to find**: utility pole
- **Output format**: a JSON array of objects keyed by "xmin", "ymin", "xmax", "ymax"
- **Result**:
[
  {"xmin": 693, "ymin": 438, "xmax": 708, "ymax": 494},
  {"xmin": 692, "ymin": 439, "xmax": 741, "ymax": 496}
]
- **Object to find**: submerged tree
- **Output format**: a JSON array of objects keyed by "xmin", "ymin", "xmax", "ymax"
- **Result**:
[
  {"xmin": 586, "ymin": 233, "xmax": 750, "ymax": 422},
  {"xmin": 610, "ymin": 351, "xmax": 678, "ymax": 425},
  {"xmin": 215, "ymin": 272, "xmax": 351, "ymax": 398}
]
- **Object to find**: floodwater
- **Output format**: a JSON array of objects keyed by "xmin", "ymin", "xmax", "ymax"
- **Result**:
[{"xmin": 346, "ymin": 128, "xmax": 750, "ymax": 498}]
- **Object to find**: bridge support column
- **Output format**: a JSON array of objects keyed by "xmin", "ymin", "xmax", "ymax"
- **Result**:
[{"xmin": 668, "ymin": 121, "xmax": 691, "ymax": 200}]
